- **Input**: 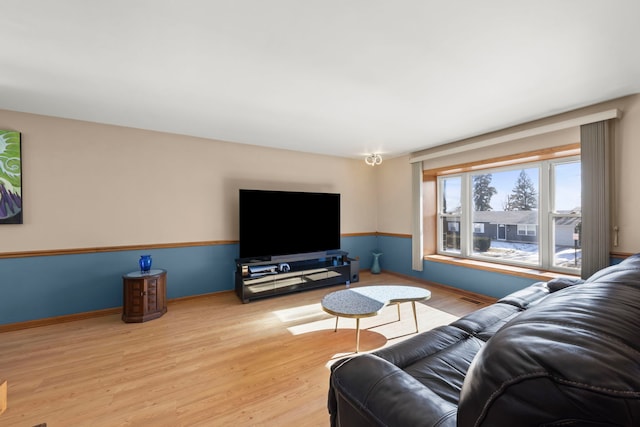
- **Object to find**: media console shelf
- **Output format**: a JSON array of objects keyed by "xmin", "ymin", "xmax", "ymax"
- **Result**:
[{"xmin": 235, "ymin": 251, "xmax": 353, "ymax": 303}]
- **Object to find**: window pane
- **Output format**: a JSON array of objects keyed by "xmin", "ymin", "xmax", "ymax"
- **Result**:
[
  {"xmin": 552, "ymin": 161, "xmax": 581, "ymax": 271},
  {"xmin": 441, "ymin": 217, "xmax": 461, "ymax": 253},
  {"xmin": 471, "ymin": 168, "xmax": 539, "ymax": 265},
  {"xmin": 554, "ymin": 162, "xmax": 581, "ymax": 212},
  {"xmin": 439, "ymin": 176, "xmax": 461, "ymax": 254},
  {"xmin": 441, "ymin": 176, "xmax": 461, "ymax": 214},
  {"xmin": 553, "ymin": 217, "xmax": 581, "ymax": 269}
]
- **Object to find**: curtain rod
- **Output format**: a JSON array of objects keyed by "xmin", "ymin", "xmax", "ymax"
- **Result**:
[{"xmin": 410, "ymin": 108, "xmax": 621, "ymax": 164}]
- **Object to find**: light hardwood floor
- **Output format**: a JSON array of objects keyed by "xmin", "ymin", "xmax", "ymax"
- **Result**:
[{"xmin": 0, "ymin": 272, "xmax": 493, "ymax": 427}]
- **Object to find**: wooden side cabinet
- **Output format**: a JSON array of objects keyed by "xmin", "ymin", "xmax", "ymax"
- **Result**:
[{"xmin": 122, "ymin": 269, "xmax": 167, "ymax": 323}]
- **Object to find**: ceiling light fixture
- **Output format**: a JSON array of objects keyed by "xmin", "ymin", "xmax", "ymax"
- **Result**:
[{"xmin": 365, "ymin": 153, "xmax": 382, "ymax": 166}]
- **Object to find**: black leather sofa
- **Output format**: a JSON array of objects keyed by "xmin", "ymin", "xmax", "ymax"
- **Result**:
[{"xmin": 328, "ymin": 254, "xmax": 640, "ymax": 426}]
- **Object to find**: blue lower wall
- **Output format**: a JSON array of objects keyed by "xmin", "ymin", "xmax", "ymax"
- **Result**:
[
  {"xmin": 0, "ymin": 244, "xmax": 238, "ymax": 325},
  {"xmin": 4, "ymin": 234, "xmax": 607, "ymax": 325},
  {"xmin": 0, "ymin": 236, "xmax": 377, "ymax": 325}
]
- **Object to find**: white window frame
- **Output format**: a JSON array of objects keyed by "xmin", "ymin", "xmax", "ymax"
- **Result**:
[{"xmin": 436, "ymin": 156, "xmax": 580, "ymax": 273}]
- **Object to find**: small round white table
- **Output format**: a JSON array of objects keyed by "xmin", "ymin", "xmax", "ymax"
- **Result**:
[{"xmin": 321, "ymin": 285, "xmax": 431, "ymax": 352}]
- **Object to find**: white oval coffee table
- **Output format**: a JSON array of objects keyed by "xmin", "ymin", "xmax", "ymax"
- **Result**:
[{"xmin": 321, "ymin": 285, "xmax": 431, "ymax": 352}]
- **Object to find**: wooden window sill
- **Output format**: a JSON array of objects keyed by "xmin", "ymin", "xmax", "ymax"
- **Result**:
[{"xmin": 424, "ymin": 254, "xmax": 580, "ymax": 282}]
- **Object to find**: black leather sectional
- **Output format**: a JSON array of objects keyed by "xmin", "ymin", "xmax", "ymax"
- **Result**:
[{"xmin": 328, "ymin": 254, "xmax": 640, "ymax": 426}]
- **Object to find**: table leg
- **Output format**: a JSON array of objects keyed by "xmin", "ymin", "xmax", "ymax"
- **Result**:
[
  {"xmin": 334, "ymin": 316, "xmax": 339, "ymax": 332},
  {"xmin": 355, "ymin": 318, "xmax": 360, "ymax": 353},
  {"xmin": 412, "ymin": 301, "xmax": 419, "ymax": 333},
  {"xmin": 397, "ymin": 303, "xmax": 401, "ymax": 321}
]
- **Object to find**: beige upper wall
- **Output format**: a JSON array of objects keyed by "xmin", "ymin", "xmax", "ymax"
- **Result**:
[
  {"xmin": 4, "ymin": 93, "xmax": 640, "ymax": 255},
  {"xmin": 376, "ymin": 154, "xmax": 412, "ymax": 235},
  {"xmin": 612, "ymin": 95, "xmax": 640, "ymax": 253},
  {"xmin": 0, "ymin": 110, "xmax": 377, "ymax": 252}
]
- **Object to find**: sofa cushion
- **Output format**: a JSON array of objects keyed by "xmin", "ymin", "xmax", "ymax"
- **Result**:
[{"xmin": 457, "ymin": 274, "xmax": 640, "ymax": 426}]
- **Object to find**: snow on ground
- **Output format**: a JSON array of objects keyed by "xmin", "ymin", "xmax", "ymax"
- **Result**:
[{"xmin": 471, "ymin": 240, "xmax": 581, "ymax": 268}]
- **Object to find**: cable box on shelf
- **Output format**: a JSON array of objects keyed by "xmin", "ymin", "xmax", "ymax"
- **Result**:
[{"xmin": 248, "ymin": 264, "xmax": 278, "ymax": 276}]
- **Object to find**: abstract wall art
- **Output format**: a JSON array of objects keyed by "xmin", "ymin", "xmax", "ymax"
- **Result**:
[{"xmin": 0, "ymin": 130, "xmax": 22, "ymax": 224}]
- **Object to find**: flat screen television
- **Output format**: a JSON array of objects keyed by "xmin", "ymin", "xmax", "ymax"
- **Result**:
[{"xmin": 239, "ymin": 189, "xmax": 341, "ymax": 260}]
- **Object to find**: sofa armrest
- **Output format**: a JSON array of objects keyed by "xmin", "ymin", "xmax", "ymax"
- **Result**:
[
  {"xmin": 497, "ymin": 281, "xmax": 550, "ymax": 308},
  {"xmin": 373, "ymin": 325, "xmax": 469, "ymax": 368},
  {"xmin": 329, "ymin": 354, "xmax": 457, "ymax": 427}
]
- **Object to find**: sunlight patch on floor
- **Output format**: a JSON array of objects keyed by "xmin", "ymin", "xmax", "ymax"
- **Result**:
[
  {"xmin": 279, "ymin": 302, "xmax": 461, "ymax": 338},
  {"xmin": 286, "ymin": 316, "xmax": 336, "ymax": 335},
  {"xmin": 272, "ymin": 303, "xmax": 326, "ymax": 323},
  {"xmin": 271, "ymin": 301, "xmax": 469, "ymax": 368}
]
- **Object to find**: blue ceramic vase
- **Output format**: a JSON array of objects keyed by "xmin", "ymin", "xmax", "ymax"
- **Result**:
[
  {"xmin": 139, "ymin": 255, "xmax": 152, "ymax": 273},
  {"xmin": 371, "ymin": 252, "xmax": 382, "ymax": 274}
]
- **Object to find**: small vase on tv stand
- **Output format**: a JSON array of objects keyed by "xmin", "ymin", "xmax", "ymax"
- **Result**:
[
  {"xmin": 371, "ymin": 252, "xmax": 382, "ymax": 274},
  {"xmin": 139, "ymin": 255, "xmax": 152, "ymax": 273}
]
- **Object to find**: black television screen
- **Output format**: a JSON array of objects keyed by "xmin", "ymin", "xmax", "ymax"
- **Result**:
[{"xmin": 239, "ymin": 189, "xmax": 341, "ymax": 260}]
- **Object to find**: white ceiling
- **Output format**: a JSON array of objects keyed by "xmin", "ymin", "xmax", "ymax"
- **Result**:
[{"xmin": 2, "ymin": 1, "xmax": 640, "ymax": 160}]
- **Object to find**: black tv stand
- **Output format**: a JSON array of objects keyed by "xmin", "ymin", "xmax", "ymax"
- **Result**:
[{"xmin": 235, "ymin": 251, "xmax": 353, "ymax": 303}]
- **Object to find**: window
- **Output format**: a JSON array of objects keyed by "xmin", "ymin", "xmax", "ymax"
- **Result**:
[
  {"xmin": 517, "ymin": 224, "xmax": 536, "ymax": 236},
  {"xmin": 435, "ymin": 157, "xmax": 581, "ymax": 273}
]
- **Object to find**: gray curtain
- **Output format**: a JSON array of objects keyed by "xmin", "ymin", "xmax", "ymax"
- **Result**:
[
  {"xmin": 411, "ymin": 161, "xmax": 423, "ymax": 271},
  {"xmin": 580, "ymin": 120, "xmax": 611, "ymax": 278}
]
